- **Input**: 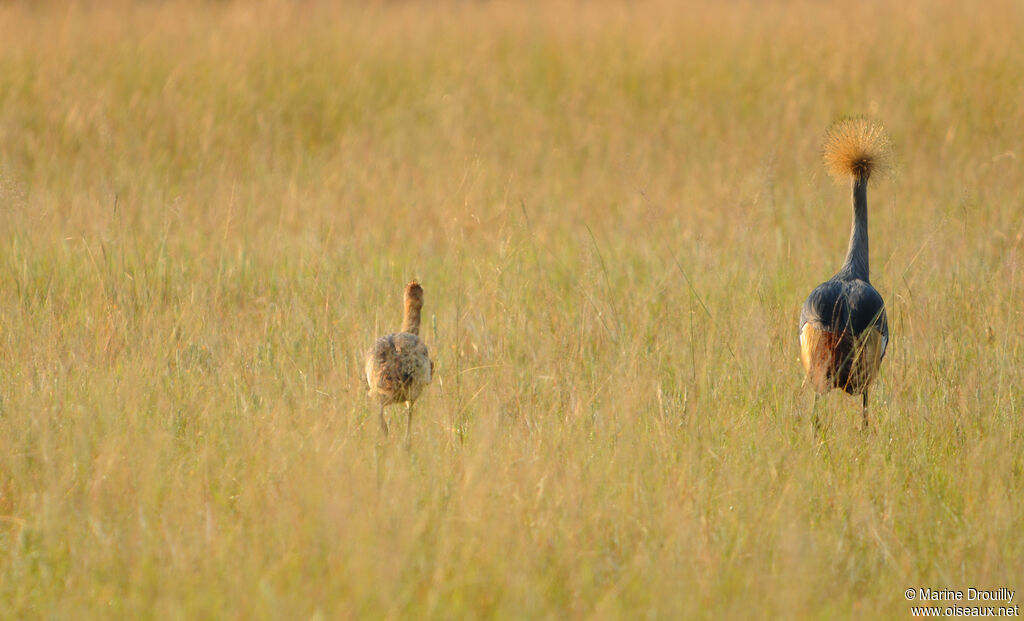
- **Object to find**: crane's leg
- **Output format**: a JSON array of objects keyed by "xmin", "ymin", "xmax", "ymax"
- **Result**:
[
  {"xmin": 811, "ymin": 393, "xmax": 823, "ymax": 436},
  {"xmin": 861, "ymin": 391, "xmax": 870, "ymax": 431},
  {"xmin": 379, "ymin": 403, "xmax": 389, "ymax": 436},
  {"xmin": 405, "ymin": 402, "xmax": 415, "ymax": 448}
]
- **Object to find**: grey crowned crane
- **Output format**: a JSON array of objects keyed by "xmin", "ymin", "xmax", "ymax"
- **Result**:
[{"xmin": 800, "ymin": 118, "xmax": 893, "ymax": 429}]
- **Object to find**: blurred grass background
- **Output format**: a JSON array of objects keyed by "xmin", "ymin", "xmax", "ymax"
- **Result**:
[{"xmin": 0, "ymin": 1, "xmax": 1021, "ymax": 618}]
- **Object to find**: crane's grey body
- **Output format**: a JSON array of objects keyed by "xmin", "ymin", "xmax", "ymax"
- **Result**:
[{"xmin": 800, "ymin": 277, "xmax": 888, "ymax": 393}]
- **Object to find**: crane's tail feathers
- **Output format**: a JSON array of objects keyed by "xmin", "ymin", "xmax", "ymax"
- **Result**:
[{"xmin": 823, "ymin": 117, "xmax": 893, "ymax": 183}]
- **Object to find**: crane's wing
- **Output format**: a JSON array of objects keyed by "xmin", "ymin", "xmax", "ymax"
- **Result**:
[
  {"xmin": 799, "ymin": 280, "xmax": 847, "ymax": 333},
  {"xmin": 845, "ymin": 280, "xmax": 888, "ymax": 360}
]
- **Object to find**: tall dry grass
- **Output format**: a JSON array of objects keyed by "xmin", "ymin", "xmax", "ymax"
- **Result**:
[{"xmin": 0, "ymin": 1, "xmax": 1022, "ymax": 618}]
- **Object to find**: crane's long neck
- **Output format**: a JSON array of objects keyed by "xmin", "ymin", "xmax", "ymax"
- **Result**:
[
  {"xmin": 402, "ymin": 300, "xmax": 421, "ymax": 335},
  {"xmin": 838, "ymin": 176, "xmax": 870, "ymax": 282}
]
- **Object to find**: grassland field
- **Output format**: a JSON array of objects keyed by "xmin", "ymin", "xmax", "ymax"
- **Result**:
[{"xmin": 0, "ymin": 1, "xmax": 1022, "ymax": 619}]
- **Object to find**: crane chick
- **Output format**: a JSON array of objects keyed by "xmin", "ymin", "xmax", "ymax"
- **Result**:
[
  {"xmin": 799, "ymin": 118, "xmax": 893, "ymax": 429},
  {"xmin": 365, "ymin": 281, "xmax": 434, "ymax": 444}
]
